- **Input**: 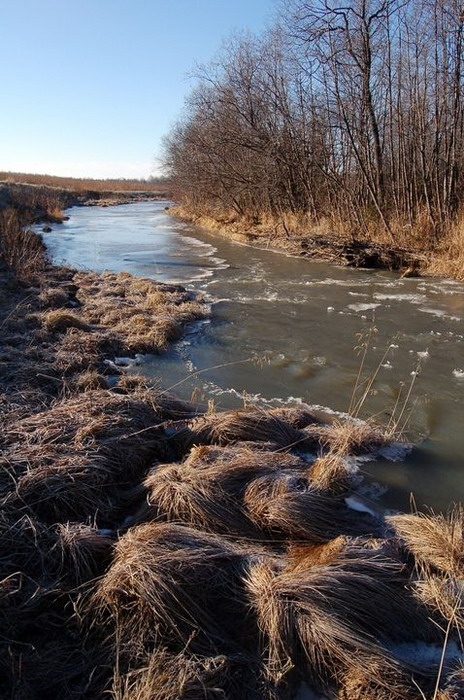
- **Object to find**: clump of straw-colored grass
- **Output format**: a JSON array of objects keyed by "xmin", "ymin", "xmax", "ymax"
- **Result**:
[
  {"xmin": 387, "ymin": 506, "xmax": 464, "ymax": 576},
  {"xmin": 56, "ymin": 522, "xmax": 114, "ymax": 584},
  {"xmin": 186, "ymin": 409, "xmax": 312, "ymax": 450},
  {"xmin": 309, "ymin": 452, "xmax": 356, "ymax": 495},
  {"xmin": 109, "ymin": 646, "xmax": 263, "ymax": 700},
  {"xmin": 134, "ymin": 462, "xmax": 260, "ymax": 537},
  {"xmin": 246, "ymin": 544, "xmax": 440, "ymax": 697},
  {"xmin": 92, "ymin": 522, "xmax": 259, "ymax": 658},
  {"xmin": 42, "ymin": 309, "xmax": 90, "ymax": 332},
  {"xmin": 75, "ymin": 369, "xmax": 109, "ymax": 390},
  {"xmin": 246, "ymin": 484, "xmax": 382, "ymax": 542},
  {"xmin": 133, "ymin": 445, "xmax": 306, "ymax": 537},
  {"xmin": 305, "ymin": 417, "xmax": 389, "ymax": 456}
]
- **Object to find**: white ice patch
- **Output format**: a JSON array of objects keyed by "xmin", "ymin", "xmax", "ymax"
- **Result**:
[
  {"xmin": 315, "ymin": 277, "xmax": 371, "ymax": 288},
  {"xmin": 374, "ymin": 292, "xmax": 427, "ymax": 304},
  {"xmin": 345, "ymin": 495, "xmax": 379, "ymax": 517},
  {"xmin": 114, "ymin": 354, "xmax": 147, "ymax": 367},
  {"xmin": 419, "ymin": 307, "xmax": 461, "ymax": 321},
  {"xmin": 377, "ymin": 442, "xmax": 413, "ymax": 462},
  {"xmin": 347, "ymin": 302, "xmax": 382, "ymax": 312}
]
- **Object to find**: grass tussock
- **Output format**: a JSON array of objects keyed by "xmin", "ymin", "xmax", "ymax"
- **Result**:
[
  {"xmin": 42, "ymin": 308, "xmax": 91, "ymax": 332},
  {"xmin": 92, "ymin": 522, "xmax": 256, "ymax": 657},
  {"xmin": 387, "ymin": 506, "xmax": 464, "ymax": 576}
]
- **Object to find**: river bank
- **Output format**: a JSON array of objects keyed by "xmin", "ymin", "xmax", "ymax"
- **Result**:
[
  {"xmin": 169, "ymin": 204, "xmax": 463, "ymax": 280},
  {"xmin": 1, "ymin": 192, "xmax": 464, "ymax": 697}
]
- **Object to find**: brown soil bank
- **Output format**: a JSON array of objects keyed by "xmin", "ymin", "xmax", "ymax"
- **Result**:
[
  {"xmin": 170, "ymin": 205, "xmax": 464, "ymax": 280},
  {"xmin": 1, "ymin": 196, "xmax": 464, "ymax": 698}
]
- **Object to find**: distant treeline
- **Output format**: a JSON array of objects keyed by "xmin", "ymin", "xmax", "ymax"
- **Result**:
[{"xmin": 163, "ymin": 0, "xmax": 464, "ymax": 246}]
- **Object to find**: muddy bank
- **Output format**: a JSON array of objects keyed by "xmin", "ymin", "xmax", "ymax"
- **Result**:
[{"xmin": 169, "ymin": 206, "xmax": 427, "ymax": 276}]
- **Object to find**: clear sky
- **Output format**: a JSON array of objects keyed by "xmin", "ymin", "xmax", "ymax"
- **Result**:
[{"xmin": 1, "ymin": 0, "xmax": 277, "ymax": 180}]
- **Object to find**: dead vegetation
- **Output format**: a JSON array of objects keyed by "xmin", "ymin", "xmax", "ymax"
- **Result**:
[
  {"xmin": 3, "ymin": 359, "xmax": 464, "ymax": 698},
  {"xmin": 1, "ymin": 205, "xmax": 464, "ymax": 698}
]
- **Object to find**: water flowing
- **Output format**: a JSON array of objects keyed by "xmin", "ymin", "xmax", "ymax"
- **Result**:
[{"xmin": 43, "ymin": 200, "xmax": 464, "ymax": 512}]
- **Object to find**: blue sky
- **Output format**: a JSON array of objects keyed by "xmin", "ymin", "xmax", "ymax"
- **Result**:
[{"xmin": 1, "ymin": 0, "xmax": 277, "ymax": 180}]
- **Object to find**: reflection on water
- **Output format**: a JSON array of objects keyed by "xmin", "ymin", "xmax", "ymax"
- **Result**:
[{"xmin": 43, "ymin": 201, "xmax": 464, "ymax": 512}]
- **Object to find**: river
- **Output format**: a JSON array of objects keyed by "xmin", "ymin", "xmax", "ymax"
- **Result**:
[{"xmin": 42, "ymin": 200, "xmax": 464, "ymax": 513}]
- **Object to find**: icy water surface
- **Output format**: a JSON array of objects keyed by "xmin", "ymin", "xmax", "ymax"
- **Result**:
[{"xmin": 43, "ymin": 201, "xmax": 464, "ymax": 512}]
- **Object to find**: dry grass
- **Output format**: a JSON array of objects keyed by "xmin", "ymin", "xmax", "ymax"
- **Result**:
[
  {"xmin": 42, "ymin": 308, "xmax": 91, "ymax": 332},
  {"xmin": 172, "ymin": 201, "xmax": 464, "ymax": 281},
  {"xmin": 109, "ymin": 647, "xmax": 262, "ymax": 700},
  {"xmin": 0, "ymin": 170, "xmax": 170, "ymax": 194},
  {"xmin": 186, "ymin": 408, "xmax": 314, "ymax": 450},
  {"xmin": 305, "ymin": 417, "xmax": 390, "ymax": 456},
  {"xmin": 387, "ymin": 507, "xmax": 464, "ymax": 576},
  {"xmin": 425, "ymin": 214, "xmax": 464, "ymax": 280},
  {"xmin": 2, "ymin": 392, "xmax": 464, "ymax": 697},
  {"xmin": 71, "ymin": 269, "xmax": 207, "ymax": 353},
  {"xmin": 92, "ymin": 522, "xmax": 259, "ymax": 657},
  {"xmin": 246, "ymin": 543, "xmax": 440, "ymax": 697},
  {"xmin": 250, "ymin": 488, "xmax": 383, "ymax": 542},
  {"xmin": 0, "ymin": 208, "xmax": 48, "ymax": 281},
  {"xmin": 309, "ymin": 452, "xmax": 355, "ymax": 495},
  {"xmin": 131, "ymin": 445, "xmax": 309, "ymax": 538}
]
